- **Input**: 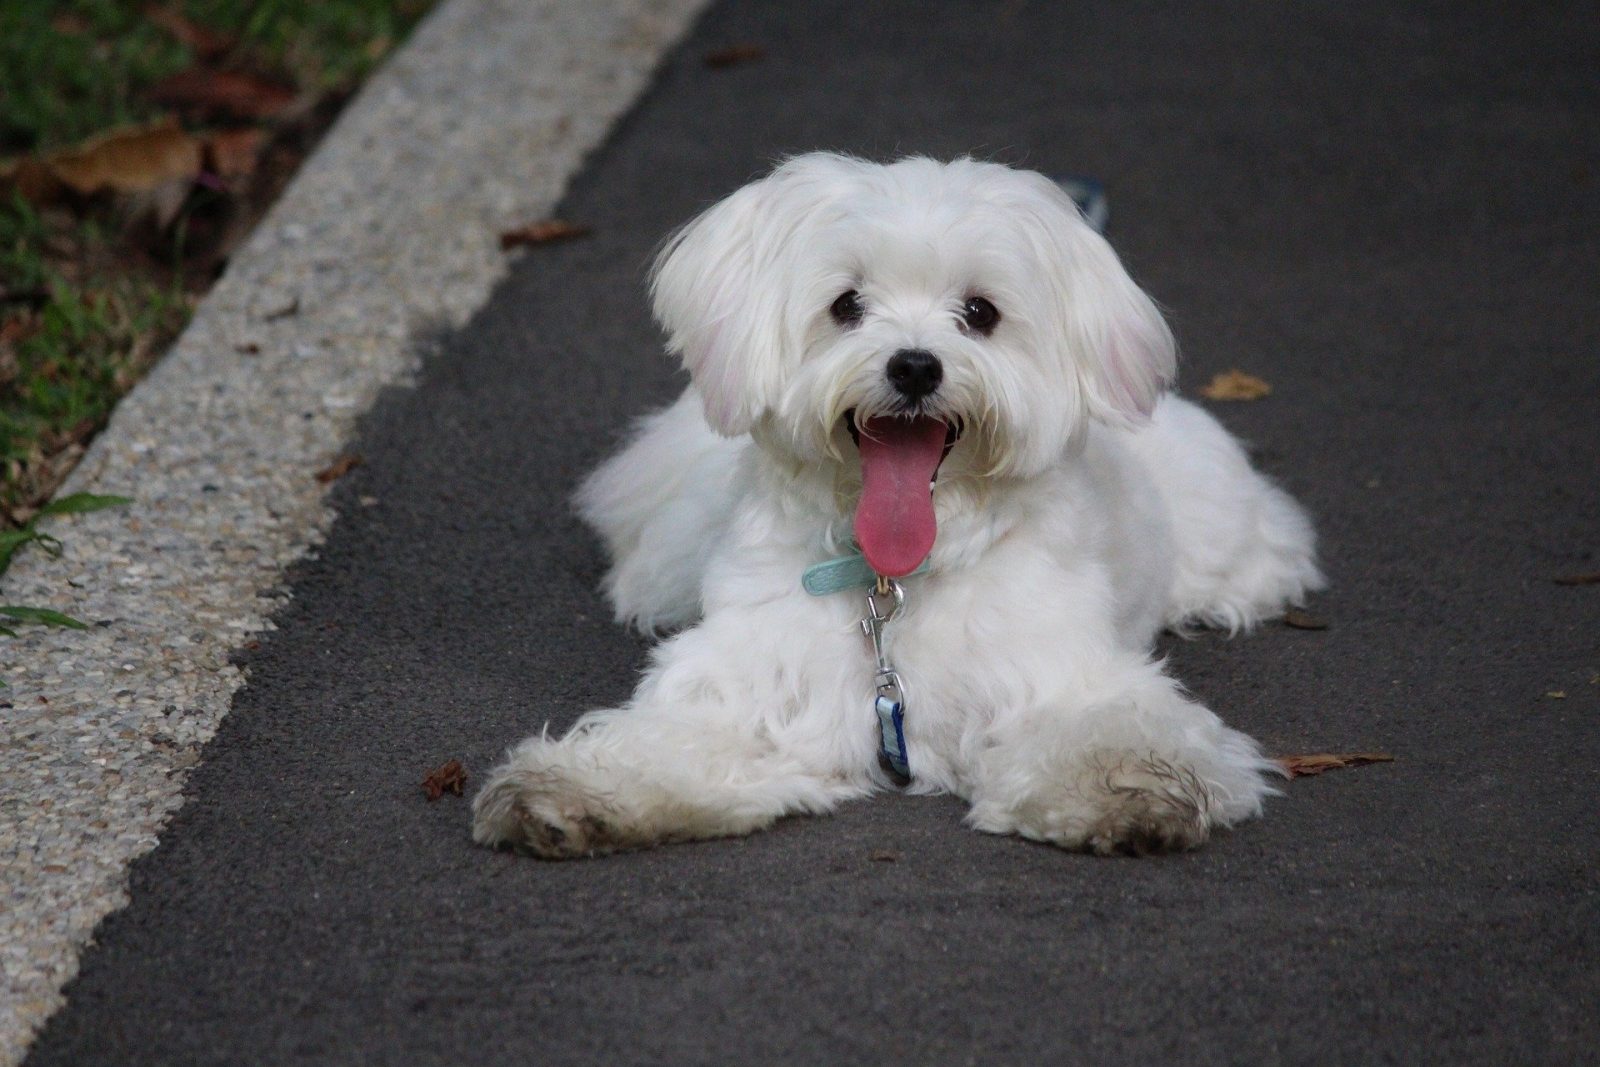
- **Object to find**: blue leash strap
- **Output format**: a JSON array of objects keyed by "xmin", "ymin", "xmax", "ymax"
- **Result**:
[{"xmin": 875, "ymin": 691, "xmax": 911, "ymax": 785}]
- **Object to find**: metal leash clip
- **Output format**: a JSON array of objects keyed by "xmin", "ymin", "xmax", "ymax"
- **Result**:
[{"xmin": 862, "ymin": 577, "xmax": 911, "ymax": 786}]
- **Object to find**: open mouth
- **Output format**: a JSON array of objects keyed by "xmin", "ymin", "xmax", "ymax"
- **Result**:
[
  {"xmin": 844, "ymin": 408, "xmax": 963, "ymax": 578},
  {"xmin": 844, "ymin": 409, "xmax": 962, "ymax": 458}
]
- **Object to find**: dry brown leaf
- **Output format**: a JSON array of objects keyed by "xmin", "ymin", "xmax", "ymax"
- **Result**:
[
  {"xmin": 151, "ymin": 69, "xmax": 297, "ymax": 121},
  {"xmin": 1198, "ymin": 369, "xmax": 1273, "ymax": 401},
  {"xmin": 499, "ymin": 219, "xmax": 592, "ymax": 250},
  {"xmin": 1553, "ymin": 572, "xmax": 1600, "ymax": 586},
  {"xmin": 704, "ymin": 43, "xmax": 767, "ymax": 68},
  {"xmin": 1277, "ymin": 752, "xmax": 1393, "ymax": 778},
  {"xmin": 125, "ymin": 174, "xmax": 194, "ymax": 231},
  {"xmin": 143, "ymin": 5, "xmax": 235, "ymax": 58},
  {"xmin": 204, "ymin": 127, "xmax": 266, "ymax": 180},
  {"xmin": 1282, "ymin": 608, "xmax": 1328, "ymax": 630},
  {"xmin": 50, "ymin": 13, "xmax": 91, "ymax": 35},
  {"xmin": 315, "ymin": 454, "xmax": 362, "ymax": 484},
  {"xmin": 868, "ymin": 849, "xmax": 901, "ymax": 863},
  {"xmin": 27, "ymin": 121, "xmax": 202, "ymax": 199},
  {"xmin": 421, "ymin": 759, "xmax": 467, "ymax": 800},
  {"xmin": 4, "ymin": 158, "xmax": 53, "ymax": 202},
  {"xmin": 1, "ymin": 314, "xmax": 39, "ymax": 347}
]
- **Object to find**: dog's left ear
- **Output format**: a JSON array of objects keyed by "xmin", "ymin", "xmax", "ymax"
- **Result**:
[
  {"xmin": 650, "ymin": 155, "xmax": 853, "ymax": 436},
  {"xmin": 1022, "ymin": 175, "xmax": 1176, "ymax": 425}
]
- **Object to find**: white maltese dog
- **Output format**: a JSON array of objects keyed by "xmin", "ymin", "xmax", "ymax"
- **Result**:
[{"xmin": 473, "ymin": 153, "xmax": 1324, "ymax": 857}]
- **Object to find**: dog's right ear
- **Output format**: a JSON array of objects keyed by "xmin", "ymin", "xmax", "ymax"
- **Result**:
[{"xmin": 651, "ymin": 155, "xmax": 853, "ymax": 437}]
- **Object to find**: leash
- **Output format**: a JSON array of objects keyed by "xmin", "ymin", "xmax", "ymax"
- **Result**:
[{"xmin": 803, "ymin": 549, "xmax": 915, "ymax": 786}]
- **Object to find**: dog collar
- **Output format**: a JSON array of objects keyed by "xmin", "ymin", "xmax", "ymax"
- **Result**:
[{"xmin": 801, "ymin": 547, "xmax": 929, "ymax": 597}]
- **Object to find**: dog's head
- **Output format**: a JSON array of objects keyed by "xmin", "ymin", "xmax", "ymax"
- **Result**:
[
  {"xmin": 651, "ymin": 154, "xmax": 1175, "ymax": 570},
  {"xmin": 652, "ymin": 153, "xmax": 1175, "ymax": 473}
]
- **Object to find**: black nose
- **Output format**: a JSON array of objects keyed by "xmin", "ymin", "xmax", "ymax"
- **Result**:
[{"xmin": 886, "ymin": 348, "xmax": 943, "ymax": 399}]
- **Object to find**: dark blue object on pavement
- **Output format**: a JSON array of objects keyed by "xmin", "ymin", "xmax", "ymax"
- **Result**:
[{"xmin": 1059, "ymin": 175, "xmax": 1108, "ymax": 232}]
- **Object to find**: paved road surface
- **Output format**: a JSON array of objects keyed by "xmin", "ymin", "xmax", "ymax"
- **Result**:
[{"xmin": 27, "ymin": 2, "xmax": 1600, "ymax": 1063}]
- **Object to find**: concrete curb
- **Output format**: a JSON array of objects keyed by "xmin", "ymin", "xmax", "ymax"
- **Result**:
[{"xmin": 0, "ymin": 1, "xmax": 708, "ymax": 1060}]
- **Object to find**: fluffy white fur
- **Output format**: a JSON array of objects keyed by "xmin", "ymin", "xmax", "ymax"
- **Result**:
[{"xmin": 473, "ymin": 154, "xmax": 1324, "ymax": 858}]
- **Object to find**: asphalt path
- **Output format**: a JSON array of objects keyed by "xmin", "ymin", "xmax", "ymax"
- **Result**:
[{"xmin": 27, "ymin": 2, "xmax": 1600, "ymax": 1063}]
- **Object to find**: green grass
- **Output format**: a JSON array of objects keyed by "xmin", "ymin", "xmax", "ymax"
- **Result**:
[
  {"xmin": 1, "ymin": 0, "xmax": 432, "ymax": 154},
  {"xmin": 0, "ymin": 491, "xmax": 132, "ymax": 655},
  {"xmin": 0, "ymin": 3, "xmax": 187, "ymax": 155},
  {"xmin": 1, "ymin": 192, "xmax": 191, "ymax": 520},
  {"xmin": 0, "ymin": 0, "xmax": 434, "ymax": 526}
]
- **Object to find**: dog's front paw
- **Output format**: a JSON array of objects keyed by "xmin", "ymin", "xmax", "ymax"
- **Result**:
[
  {"xmin": 970, "ymin": 752, "xmax": 1236, "ymax": 856},
  {"xmin": 1074, "ymin": 755, "xmax": 1213, "ymax": 855},
  {"xmin": 471, "ymin": 763, "xmax": 629, "ymax": 859}
]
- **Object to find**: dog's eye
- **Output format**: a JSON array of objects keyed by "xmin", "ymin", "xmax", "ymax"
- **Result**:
[
  {"xmin": 962, "ymin": 296, "xmax": 1000, "ymax": 335},
  {"xmin": 830, "ymin": 290, "xmax": 864, "ymax": 327}
]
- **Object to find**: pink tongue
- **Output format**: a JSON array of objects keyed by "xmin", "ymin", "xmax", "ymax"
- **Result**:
[{"xmin": 854, "ymin": 415, "xmax": 948, "ymax": 577}]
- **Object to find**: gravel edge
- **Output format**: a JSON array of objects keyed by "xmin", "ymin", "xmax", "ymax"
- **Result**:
[{"xmin": 0, "ymin": 1, "xmax": 708, "ymax": 1060}]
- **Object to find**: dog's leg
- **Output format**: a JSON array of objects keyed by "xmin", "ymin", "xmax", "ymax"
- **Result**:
[
  {"xmin": 472, "ymin": 605, "xmax": 871, "ymax": 858},
  {"xmin": 962, "ymin": 656, "xmax": 1281, "ymax": 855}
]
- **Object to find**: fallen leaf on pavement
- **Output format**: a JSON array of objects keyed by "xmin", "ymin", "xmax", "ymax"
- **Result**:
[
  {"xmin": 1277, "ymin": 752, "xmax": 1393, "ymax": 778},
  {"xmin": 1283, "ymin": 608, "xmax": 1328, "ymax": 630},
  {"xmin": 1553, "ymin": 572, "xmax": 1600, "ymax": 586},
  {"xmin": 499, "ymin": 220, "xmax": 592, "ymax": 250},
  {"xmin": 150, "ymin": 69, "xmax": 297, "ymax": 121},
  {"xmin": 18, "ymin": 121, "xmax": 203, "ymax": 200},
  {"xmin": 315, "ymin": 454, "xmax": 362, "ymax": 483},
  {"xmin": 704, "ymin": 43, "xmax": 767, "ymax": 68},
  {"xmin": 422, "ymin": 759, "xmax": 467, "ymax": 800},
  {"xmin": 1198, "ymin": 369, "xmax": 1273, "ymax": 401}
]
